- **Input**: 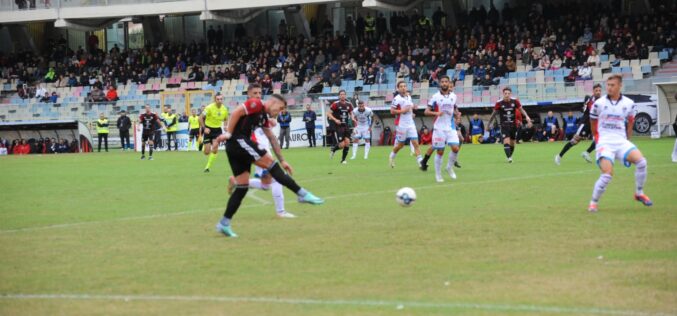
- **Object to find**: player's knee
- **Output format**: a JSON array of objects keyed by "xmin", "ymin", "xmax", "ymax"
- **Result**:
[{"xmin": 635, "ymin": 158, "xmax": 647, "ymax": 169}]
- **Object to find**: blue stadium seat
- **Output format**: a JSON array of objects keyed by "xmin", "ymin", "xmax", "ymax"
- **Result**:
[
  {"xmin": 611, "ymin": 67, "xmax": 621, "ymax": 73},
  {"xmin": 600, "ymin": 55, "xmax": 609, "ymax": 62},
  {"xmin": 621, "ymin": 67, "xmax": 631, "ymax": 73},
  {"xmin": 321, "ymin": 86, "xmax": 330, "ymax": 94},
  {"xmin": 659, "ymin": 51, "xmax": 668, "ymax": 60},
  {"xmin": 641, "ymin": 65, "xmax": 651, "ymax": 73}
]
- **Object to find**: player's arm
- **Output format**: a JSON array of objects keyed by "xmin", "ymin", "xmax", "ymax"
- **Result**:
[
  {"xmin": 517, "ymin": 101, "xmax": 532, "ymax": 127},
  {"xmin": 199, "ymin": 112, "xmax": 207, "ymax": 130},
  {"xmin": 327, "ymin": 104, "xmax": 341, "ymax": 124},
  {"xmin": 626, "ymin": 106, "xmax": 635, "ymax": 140},
  {"xmin": 487, "ymin": 109, "xmax": 498, "ymax": 127},
  {"xmin": 424, "ymin": 101, "xmax": 441, "ymax": 117}
]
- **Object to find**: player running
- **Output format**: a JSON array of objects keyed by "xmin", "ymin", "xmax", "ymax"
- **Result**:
[
  {"xmin": 487, "ymin": 87, "xmax": 533, "ymax": 163},
  {"xmin": 555, "ymin": 84, "xmax": 602, "ymax": 165},
  {"xmin": 187, "ymin": 109, "xmax": 200, "ymax": 151},
  {"xmin": 199, "ymin": 94, "xmax": 228, "ymax": 173},
  {"xmin": 424, "ymin": 75, "xmax": 461, "ymax": 182},
  {"xmin": 328, "ymin": 90, "xmax": 355, "ymax": 164},
  {"xmin": 226, "ymin": 83, "xmax": 296, "ymax": 219},
  {"xmin": 350, "ymin": 100, "xmax": 373, "ymax": 160},
  {"xmin": 420, "ymin": 76, "xmax": 461, "ymax": 173},
  {"xmin": 216, "ymin": 95, "xmax": 324, "ymax": 237},
  {"xmin": 587, "ymin": 75, "xmax": 652, "ymax": 212},
  {"xmin": 138, "ymin": 105, "xmax": 164, "ymax": 160},
  {"xmin": 389, "ymin": 81, "xmax": 423, "ymax": 168}
]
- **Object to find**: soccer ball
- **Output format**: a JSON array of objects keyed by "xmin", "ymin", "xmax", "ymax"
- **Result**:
[{"xmin": 396, "ymin": 187, "xmax": 416, "ymax": 207}]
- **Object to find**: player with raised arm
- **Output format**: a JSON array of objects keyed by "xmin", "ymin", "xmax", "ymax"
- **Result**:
[
  {"xmin": 389, "ymin": 81, "xmax": 423, "ymax": 168},
  {"xmin": 587, "ymin": 75, "xmax": 652, "ymax": 212},
  {"xmin": 423, "ymin": 75, "xmax": 461, "ymax": 182},
  {"xmin": 555, "ymin": 84, "xmax": 602, "ymax": 165},
  {"xmin": 199, "ymin": 94, "xmax": 228, "ymax": 173},
  {"xmin": 138, "ymin": 105, "xmax": 164, "ymax": 160},
  {"xmin": 350, "ymin": 100, "xmax": 373, "ymax": 160},
  {"xmin": 487, "ymin": 87, "xmax": 533, "ymax": 163},
  {"xmin": 328, "ymin": 90, "xmax": 355, "ymax": 164},
  {"xmin": 225, "ymin": 83, "xmax": 296, "ymax": 219},
  {"xmin": 216, "ymin": 95, "xmax": 324, "ymax": 237}
]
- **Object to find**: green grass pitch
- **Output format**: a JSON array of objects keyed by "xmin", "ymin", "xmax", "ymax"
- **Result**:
[{"xmin": 0, "ymin": 138, "xmax": 675, "ymax": 315}]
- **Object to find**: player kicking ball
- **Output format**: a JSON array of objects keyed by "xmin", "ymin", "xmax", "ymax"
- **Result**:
[
  {"xmin": 555, "ymin": 84, "xmax": 602, "ymax": 165},
  {"xmin": 350, "ymin": 100, "xmax": 373, "ymax": 160},
  {"xmin": 226, "ymin": 83, "xmax": 295, "ymax": 219},
  {"xmin": 487, "ymin": 87, "xmax": 532, "ymax": 163},
  {"xmin": 389, "ymin": 81, "xmax": 423, "ymax": 168},
  {"xmin": 588, "ymin": 75, "xmax": 652, "ymax": 212},
  {"xmin": 421, "ymin": 75, "xmax": 461, "ymax": 182},
  {"xmin": 216, "ymin": 95, "xmax": 324, "ymax": 237}
]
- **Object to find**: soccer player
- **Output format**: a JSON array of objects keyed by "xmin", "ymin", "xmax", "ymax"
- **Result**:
[
  {"xmin": 328, "ymin": 90, "xmax": 355, "ymax": 164},
  {"xmin": 587, "ymin": 75, "xmax": 652, "ymax": 212},
  {"xmin": 555, "ymin": 84, "xmax": 602, "ymax": 165},
  {"xmin": 424, "ymin": 75, "xmax": 461, "ymax": 182},
  {"xmin": 199, "ymin": 94, "xmax": 228, "ymax": 173},
  {"xmin": 389, "ymin": 81, "xmax": 423, "ymax": 168},
  {"xmin": 226, "ymin": 83, "xmax": 296, "ymax": 219},
  {"xmin": 487, "ymin": 87, "xmax": 533, "ymax": 163},
  {"xmin": 187, "ymin": 109, "xmax": 200, "ymax": 150},
  {"xmin": 216, "ymin": 95, "xmax": 324, "ymax": 237},
  {"xmin": 350, "ymin": 100, "xmax": 373, "ymax": 159},
  {"xmin": 138, "ymin": 105, "xmax": 163, "ymax": 160}
]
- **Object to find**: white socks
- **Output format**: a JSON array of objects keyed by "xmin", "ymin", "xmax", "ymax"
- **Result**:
[
  {"xmin": 447, "ymin": 151, "xmax": 458, "ymax": 169},
  {"xmin": 591, "ymin": 173, "xmax": 612, "ymax": 203},
  {"xmin": 389, "ymin": 151, "xmax": 396, "ymax": 159},
  {"xmin": 434, "ymin": 153, "xmax": 443, "ymax": 177},
  {"xmin": 672, "ymin": 139, "xmax": 677, "ymax": 162},
  {"xmin": 410, "ymin": 142, "xmax": 415, "ymax": 154},
  {"xmin": 351, "ymin": 143, "xmax": 358, "ymax": 159},
  {"xmin": 364, "ymin": 142, "xmax": 370, "ymax": 158},
  {"xmin": 271, "ymin": 181, "xmax": 285, "ymax": 213},
  {"xmin": 248, "ymin": 178, "xmax": 269, "ymax": 190},
  {"xmin": 416, "ymin": 154, "xmax": 423, "ymax": 164},
  {"xmin": 635, "ymin": 158, "xmax": 647, "ymax": 195}
]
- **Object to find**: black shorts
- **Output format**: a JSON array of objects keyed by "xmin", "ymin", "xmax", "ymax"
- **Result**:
[
  {"xmin": 500, "ymin": 122, "xmax": 517, "ymax": 139},
  {"xmin": 334, "ymin": 125, "xmax": 353, "ymax": 142},
  {"xmin": 226, "ymin": 137, "xmax": 269, "ymax": 176},
  {"xmin": 141, "ymin": 131, "xmax": 154, "ymax": 142},
  {"xmin": 574, "ymin": 123, "xmax": 591, "ymax": 138},
  {"xmin": 189, "ymin": 128, "xmax": 200, "ymax": 138},
  {"xmin": 203, "ymin": 127, "xmax": 223, "ymax": 143}
]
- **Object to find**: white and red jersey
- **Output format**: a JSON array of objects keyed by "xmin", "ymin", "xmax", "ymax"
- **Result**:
[
  {"xmin": 590, "ymin": 94, "xmax": 636, "ymax": 143},
  {"xmin": 428, "ymin": 91, "xmax": 458, "ymax": 131},
  {"xmin": 391, "ymin": 93, "xmax": 415, "ymax": 128}
]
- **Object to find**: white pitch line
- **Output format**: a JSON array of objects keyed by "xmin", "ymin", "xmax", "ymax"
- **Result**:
[
  {"xmin": 246, "ymin": 191, "xmax": 271, "ymax": 205},
  {"xmin": 1, "ymin": 164, "xmax": 673, "ymax": 235},
  {"xmin": 0, "ymin": 293, "xmax": 672, "ymax": 316}
]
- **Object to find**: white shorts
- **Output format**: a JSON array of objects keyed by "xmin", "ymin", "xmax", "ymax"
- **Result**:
[
  {"xmin": 432, "ymin": 129, "xmax": 460, "ymax": 149},
  {"xmin": 596, "ymin": 139, "xmax": 637, "ymax": 167},
  {"xmin": 353, "ymin": 127, "xmax": 371, "ymax": 141},
  {"xmin": 254, "ymin": 141, "xmax": 270, "ymax": 177},
  {"xmin": 395, "ymin": 125, "xmax": 418, "ymax": 143}
]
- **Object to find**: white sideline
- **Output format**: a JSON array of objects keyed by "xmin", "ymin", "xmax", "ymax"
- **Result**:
[
  {"xmin": 0, "ymin": 293, "xmax": 672, "ymax": 316},
  {"xmin": 0, "ymin": 164, "xmax": 672, "ymax": 235}
]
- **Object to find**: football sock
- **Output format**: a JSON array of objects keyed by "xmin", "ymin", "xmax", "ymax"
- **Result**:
[
  {"xmin": 351, "ymin": 143, "xmax": 358, "ymax": 158},
  {"xmin": 586, "ymin": 142, "xmax": 596, "ymax": 153},
  {"xmin": 248, "ymin": 178, "xmax": 270, "ymax": 190},
  {"xmin": 331, "ymin": 144, "xmax": 339, "ymax": 152},
  {"xmin": 141, "ymin": 144, "xmax": 145, "ymax": 155},
  {"xmin": 149, "ymin": 146, "xmax": 153, "ymax": 156},
  {"xmin": 559, "ymin": 141, "xmax": 574, "ymax": 157},
  {"xmin": 364, "ymin": 142, "xmax": 370, "ymax": 158},
  {"xmin": 421, "ymin": 153, "xmax": 431, "ymax": 166},
  {"xmin": 205, "ymin": 152, "xmax": 216, "ymax": 169},
  {"xmin": 434, "ymin": 153, "xmax": 443, "ymax": 177},
  {"xmin": 635, "ymin": 158, "xmax": 647, "ymax": 195},
  {"xmin": 447, "ymin": 150, "xmax": 458, "ymax": 169},
  {"xmin": 591, "ymin": 173, "xmax": 612, "ymax": 203},
  {"xmin": 673, "ymin": 139, "xmax": 677, "ymax": 161},
  {"xmin": 271, "ymin": 181, "xmax": 285, "ymax": 213},
  {"xmin": 389, "ymin": 151, "xmax": 396, "ymax": 159},
  {"xmin": 410, "ymin": 142, "xmax": 415, "ymax": 154},
  {"xmin": 198, "ymin": 142, "xmax": 203, "ymax": 151},
  {"xmin": 503, "ymin": 144, "xmax": 512, "ymax": 158},
  {"xmin": 224, "ymin": 185, "xmax": 248, "ymax": 220},
  {"xmin": 342, "ymin": 147, "xmax": 349, "ymax": 161},
  {"xmin": 416, "ymin": 154, "xmax": 423, "ymax": 164},
  {"xmin": 267, "ymin": 162, "xmax": 302, "ymax": 194},
  {"xmin": 509, "ymin": 144, "xmax": 515, "ymax": 157}
]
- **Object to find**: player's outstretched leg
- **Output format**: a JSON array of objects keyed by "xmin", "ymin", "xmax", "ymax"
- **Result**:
[
  {"xmin": 140, "ymin": 141, "xmax": 146, "ymax": 159},
  {"xmin": 272, "ymin": 181, "xmax": 295, "ymax": 218},
  {"xmin": 627, "ymin": 150, "xmax": 652, "ymax": 206},
  {"xmin": 434, "ymin": 151, "xmax": 444, "ymax": 183},
  {"xmin": 259, "ymin": 158, "xmax": 323, "ymax": 205},
  {"xmin": 364, "ymin": 141, "xmax": 370, "ymax": 159},
  {"xmin": 420, "ymin": 146, "xmax": 434, "ymax": 171},
  {"xmin": 581, "ymin": 142, "xmax": 595, "ymax": 163},
  {"xmin": 589, "ymin": 158, "xmax": 613, "ymax": 212},
  {"xmin": 218, "ymin": 181, "xmax": 248, "ymax": 237},
  {"xmin": 351, "ymin": 141, "xmax": 358, "ymax": 160},
  {"xmin": 556, "ymin": 138, "xmax": 578, "ymax": 165}
]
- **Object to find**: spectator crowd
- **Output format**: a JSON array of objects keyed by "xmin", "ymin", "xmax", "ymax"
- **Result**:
[
  {"xmin": 0, "ymin": 137, "xmax": 79, "ymax": 155},
  {"xmin": 1, "ymin": 1, "xmax": 674, "ymax": 103}
]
